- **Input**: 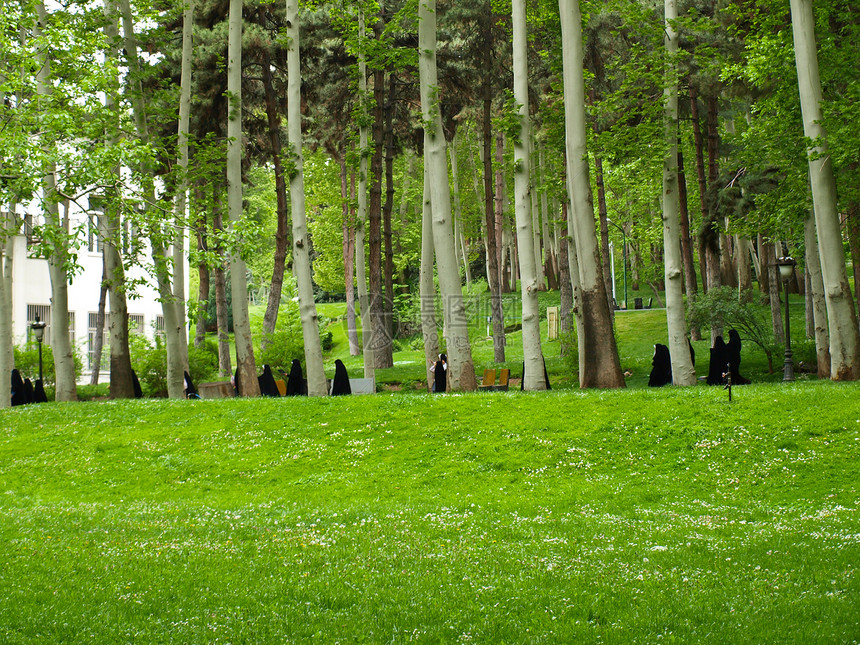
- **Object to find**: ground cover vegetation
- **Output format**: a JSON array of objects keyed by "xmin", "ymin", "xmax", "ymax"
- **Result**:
[{"xmin": 1, "ymin": 382, "xmax": 858, "ymax": 642}]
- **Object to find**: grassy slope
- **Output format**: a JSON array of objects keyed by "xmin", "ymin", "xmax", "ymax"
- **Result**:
[{"xmin": 1, "ymin": 382, "xmax": 858, "ymax": 643}]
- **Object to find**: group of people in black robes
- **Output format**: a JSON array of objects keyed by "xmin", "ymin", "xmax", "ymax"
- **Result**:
[
  {"xmin": 233, "ymin": 359, "xmax": 352, "ymax": 397},
  {"xmin": 707, "ymin": 329, "xmax": 750, "ymax": 385},
  {"xmin": 10, "ymin": 369, "xmax": 48, "ymax": 406},
  {"xmin": 648, "ymin": 330, "xmax": 749, "ymax": 387}
]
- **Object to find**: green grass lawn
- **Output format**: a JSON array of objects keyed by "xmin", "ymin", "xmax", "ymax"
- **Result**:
[{"xmin": 2, "ymin": 382, "xmax": 858, "ymax": 642}]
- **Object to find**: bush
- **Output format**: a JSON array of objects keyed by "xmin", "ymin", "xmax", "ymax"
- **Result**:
[
  {"xmin": 687, "ymin": 286, "xmax": 777, "ymax": 372},
  {"xmin": 13, "ymin": 343, "xmax": 83, "ymax": 387},
  {"xmin": 129, "ymin": 335, "xmax": 219, "ymax": 398},
  {"xmin": 259, "ymin": 330, "xmax": 305, "ymax": 375}
]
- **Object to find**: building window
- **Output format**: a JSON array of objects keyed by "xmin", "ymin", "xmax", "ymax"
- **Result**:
[
  {"xmin": 155, "ymin": 315, "xmax": 165, "ymax": 341},
  {"xmin": 129, "ymin": 314, "xmax": 145, "ymax": 336},
  {"xmin": 68, "ymin": 311, "xmax": 75, "ymax": 347},
  {"xmin": 88, "ymin": 312, "xmax": 109, "ymax": 372},
  {"xmin": 87, "ymin": 215, "xmax": 104, "ymax": 254},
  {"xmin": 26, "ymin": 304, "xmax": 51, "ymax": 345}
]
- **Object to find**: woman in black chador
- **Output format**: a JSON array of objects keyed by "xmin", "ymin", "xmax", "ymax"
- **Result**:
[
  {"xmin": 726, "ymin": 329, "xmax": 751, "ymax": 385},
  {"xmin": 33, "ymin": 379, "xmax": 48, "ymax": 403},
  {"xmin": 648, "ymin": 343, "xmax": 673, "ymax": 387},
  {"xmin": 430, "ymin": 353, "xmax": 447, "ymax": 393},
  {"xmin": 286, "ymin": 359, "xmax": 307, "ymax": 396},
  {"xmin": 707, "ymin": 336, "xmax": 729, "ymax": 385},
  {"xmin": 258, "ymin": 364, "xmax": 281, "ymax": 397},
  {"xmin": 11, "ymin": 370, "xmax": 26, "ymax": 406},
  {"xmin": 330, "ymin": 359, "xmax": 352, "ymax": 395},
  {"xmin": 184, "ymin": 371, "xmax": 200, "ymax": 399}
]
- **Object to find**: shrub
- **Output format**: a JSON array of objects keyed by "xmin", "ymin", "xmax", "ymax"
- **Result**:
[
  {"xmin": 13, "ymin": 343, "xmax": 83, "ymax": 387},
  {"xmin": 687, "ymin": 286, "xmax": 776, "ymax": 372},
  {"xmin": 129, "ymin": 335, "xmax": 219, "ymax": 398}
]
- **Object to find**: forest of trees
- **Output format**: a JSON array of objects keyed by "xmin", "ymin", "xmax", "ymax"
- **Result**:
[{"xmin": 1, "ymin": 0, "xmax": 858, "ymax": 406}]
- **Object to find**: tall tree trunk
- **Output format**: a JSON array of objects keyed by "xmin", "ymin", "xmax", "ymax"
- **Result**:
[
  {"xmin": 529, "ymin": 135, "xmax": 545, "ymax": 292},
  {"xmin": 450, "ymin": 132, "xmax": 472, "ymax": 286},
  {"xmin": 690, "ymin": 88, "xmax": 710, "ymax": 294},
  {"xmin": 481, "ymin": 28, "xmax": 505, "ymax": 362},
  {"xmin": 0, "ymin": 210, "xmax": 18, "ymax": 408},
  {"xmin": 356, "ymin": 10, "xmax": 374, "ymax": 379},
  {"xmin": 804, "ymin": 210, "xmax": 831, "ymax": 378},
  {"xmin": 494, "ymin": 132, "xmax": 508, "ymax": 293},
  {"xmin": 790, "ymin": 0, "xmax": 860, "ymax": 380},
  {"xmin": 512, "ymin": 0, "xmax": 545, "ymax": 391},
  {"xmin": 418, "ymin": 0, "xmax": 477, "ymax": 391},
  {"xmin": 194, "ymin": 201, "xmax": 209, "ymax": 348},
  {"xmin": 89, "ymin": 261, "xmax": 108, "ymax": 386},
  {"xmin": 261, "ymin": 46, "xmax": 290, "ymax": 348},
  {"xmin": 341, "ymin": 154, "xmax": 360, "ymax": 356},
  {"xmin": 171, "ymin": 0, "xmax": 193, "ymax": 377},
  {"xmin": 368, "ymin": 34, "xmax": 393, "ymax": 369},
  {"xmin": 736, "ymin": 236, "xmax": 753, "ymax": 295},
  {"xmin": 678, "ymin": 146, "xmax": 701, "ymax": 340},
  {"xmin": 661, "ymin": 0, "xmax": 696, "ymax": 386},
  {"xmin": 36, "ymin": 1, "xmax": 77, "ymax": 401},
  {"xmin": 763, "ymin": 242, "xmax": 785, "ymax": 344},
  {"xmin": 420, "ymin": 161, "xmax": 440, "ymax": 391},
  {"xmin": 120, "ymin": 0, "xmax": 185, "ymax": 397},
  {"xmin": 559, "ymin": 0, "xmax": 624, "ymax": 389},
  {"xmin": 383, "ymin": 63, "xmax": 397, "ymax": 338},
  {"xmin": 102, "ymin": 0, "xmax": 135, "ymax": 398},
  {"xmin": 286, "ymin": 0, "xmax": 327, "ymax": 396},
  {"xmin": 226, "ymin": 0, "xmax": 259, "ymax": 396},
  {"xmin": 212, "ymin": 190, "xmax": 232, "ymax": 377},
  {"xmin": 594, "ymin": 152, "xmax": 613, "ymax": 312},
  {"xmin": 847, "ymin": 202, "xmax": 860, "ymax": 309}
]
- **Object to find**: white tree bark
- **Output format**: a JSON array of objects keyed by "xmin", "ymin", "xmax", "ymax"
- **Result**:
[
  {"xmin": 0, "ymin": 210, "xmax": 16, "ymax": 408},
  {"xmin": 661, "ymin": 0, "xmax": 695, "ymax": 386},
  {"xmin": 286, "ymin": 0, "xmax": 326, "ymax": 397},
  {"xmin": 790, "ymin": 0, "xmax": 860, "ymax": 380},
  {"xmin": 226, "ymin": 0, "xmax": 260, "ymax": 396},
  {"xmin": 420, "ymin": 160, "xmax": 439, "ymax": 391},
  {"xmin": 36, "ymin": 1, "xmax": 77, "ymax": 401},
  {"xmin": 558, "ymin": 0, "xmax": 624, "ymax": 388},
  {"xmin": 0, "ymin": 63, "xmax": 16, "ymax": 408},
  {"xmin": 418, "ymin": 0, "xmax": 476, "ymax": 391},
  {"xmin": 172, "ymin": 0, "xmax": 193, "ymax": 375},
  {"xmin": 355, "ymin": 9, "xmax": 374, "ymax": 379},
  {"xmin": 804, "ymin": 209, "xmax": 831, "ymax": 378},
  {"xmin": 512, "ymin": 0, "xmax": 545, "ymax": 391}
]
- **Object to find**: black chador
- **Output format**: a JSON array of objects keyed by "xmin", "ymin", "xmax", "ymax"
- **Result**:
[
  {"xmin": 10, "ymin": 369, "xmax": 25, "ymax": 406},
  {"xmin": 33, "ymin": 379, "xmax": 48, "ymax": 403},
  {"xmin": 648, "ymin": 343, "xmax": 672, "ymax": 387},
  {"xmin": 707, "ymin": 336, "xmax": 729, "ymax": 385},
  {"xmin": 184, "ymin": 371, "xmax": 200, "ymax": 399},
  {"xmin": 286, "ymin": 359, "xmax": 307, "ymax": 396},
  {"xmin": 131, "ymin": 369, "xmax": 143, "ymax": 398},
  {"xmin": 726, "ymin": 329, "xmax": 751, "ymax": 385},
  {"xmin": 430, "ymin": 354, "xmax": 447, "ymax": 393},
  {"xmin": 521, "ymin": 357, "xmax": 552, "ymax": 390},
  {"xmin": 330, "ymin": 359, "xmax": 351, "ymax": 395},
  {"xmin": 258, "ymin": 364, "xmax": 281, "ymax": 397}
]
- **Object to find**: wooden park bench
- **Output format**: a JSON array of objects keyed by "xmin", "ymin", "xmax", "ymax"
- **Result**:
[{"xmin": 478, "ymin": 368, "xmax": 509, "ymax": 392}]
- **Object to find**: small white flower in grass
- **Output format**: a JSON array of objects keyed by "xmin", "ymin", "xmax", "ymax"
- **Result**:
[{"xmin": 650, "ymin": 545, "xmax": 667, "ymax": 552}]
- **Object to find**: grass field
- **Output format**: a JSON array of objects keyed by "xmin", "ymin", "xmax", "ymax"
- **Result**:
[{"xmin": 2, "ymin": 381, "xmax": 858, "ymax": 643}]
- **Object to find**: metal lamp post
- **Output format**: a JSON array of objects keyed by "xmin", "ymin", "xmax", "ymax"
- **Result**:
[
  {"xmin": 776, "ymin": 257, "xmax": 796, "ymax": 382},
  {"xmin": 606, "ymin": 218, "xmax": 628, "ymax": 309},
  {"xmin": 31, "ymin": 315, "xmax": 47, "ymax": 382}
]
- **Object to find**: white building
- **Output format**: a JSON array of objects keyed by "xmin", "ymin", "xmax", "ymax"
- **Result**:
[{"xmin": 7, "ymin": 203, "xmax": 188, "ymax": 384}]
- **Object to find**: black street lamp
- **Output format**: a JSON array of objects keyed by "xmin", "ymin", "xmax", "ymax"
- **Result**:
[
  {"xmin": 31, "ymin": 315, "xmax": 46, "ymax": 383},
  {"xmin": 776, "ymin": 257, "xmax": 796, "ymax": 382},
  {"xmin": 606, "ymin": 218, "xmax": 628, "ymax": 309}
]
